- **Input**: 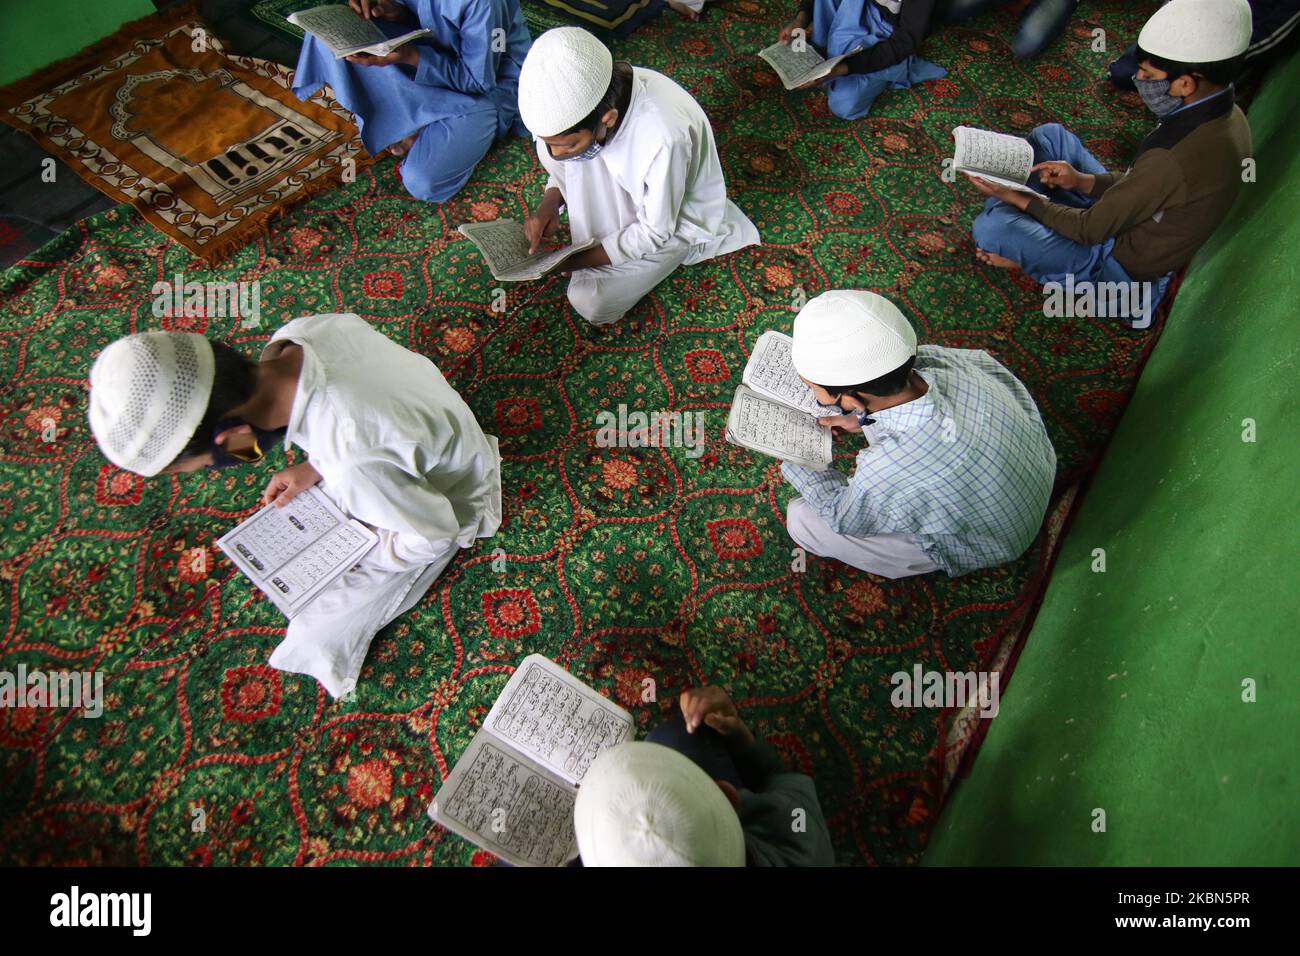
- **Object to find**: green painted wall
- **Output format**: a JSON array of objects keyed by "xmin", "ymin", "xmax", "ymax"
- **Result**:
[
  {"xmin": 925, "ymin": 48, "xmax": 1300, "ymax": 866},
  {"xmin": 0, "ymin": 0, "xmax": 155, "ymax": 88}
]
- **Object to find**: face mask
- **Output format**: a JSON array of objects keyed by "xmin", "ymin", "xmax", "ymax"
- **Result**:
[
  {"xmin": 555, "ymin": 125, "xmax": 606, "ymax": 162},
  {"xmin": 1133, "ymin": 74, "xmax": 1184, "ymax": 117},
  {"xmin": 208, "ymin": 418, "xmax": 285, "ymax": 469},
  {"xmin": 559, "ymin": 140, "xmax": 603, "ymax": 162}
]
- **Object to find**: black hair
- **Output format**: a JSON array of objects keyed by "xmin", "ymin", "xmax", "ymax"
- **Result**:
[
  {"xmin": 559, "ymin": 61, "xmax": 633, "ymax": 136},
  {"xmin": 819, "ymin": 356, "xmax": 916, "ymax": 401},
  {"xmin": 1135, "ymin": 44, "xmax": 1243, "ymax": 87},
  {"xmin": 172, "ymin": 340, "xmax": 259, "ymax": 464}
]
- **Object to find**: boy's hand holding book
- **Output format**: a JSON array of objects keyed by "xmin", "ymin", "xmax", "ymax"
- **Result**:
[
  {"xmin": 817, "ymin": 412, "xmax": 863, "ymax": 433},
  {"xmin": 262, "ymin": 461, "xmax": 323, "ymax": 508}
]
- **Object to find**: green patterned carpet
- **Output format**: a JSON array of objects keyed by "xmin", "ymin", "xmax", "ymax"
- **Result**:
[{"xmin": 1, "ymin": 1, "xmax": 1165, "ymax": 865}]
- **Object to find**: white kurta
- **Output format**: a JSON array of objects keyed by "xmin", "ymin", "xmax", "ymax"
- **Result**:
[
  {"xmin": 258, "ymin": 313, "xmax": 502, "ymax": 697},
  {"xmin": 537, "ymin": 67, "xmax": 760, "ymax": 323}
]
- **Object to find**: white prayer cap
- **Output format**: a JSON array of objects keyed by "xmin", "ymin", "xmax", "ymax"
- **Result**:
[
  {"xmin": 1138, "ymin": 0, "xmax": 1252, "ymax": 64},
  {"xmin": 573, "ymin": 742, "xmax": 746, "ymax": 867},
  {"xmin": 518, "ymin": 27, "xmax": 614, "ymax": 138},
  {"xmin": 791, "ymin": 290, "xmax": 917, "ymax": 387},
  {"xmin": 88, "ymin": 332, "xmax": 215, "ymax": 477}
]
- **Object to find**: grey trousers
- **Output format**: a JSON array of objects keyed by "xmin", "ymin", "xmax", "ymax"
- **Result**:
[{"xmin": 786, "ymin": 497, "xmax": 943, "ymax": 579}]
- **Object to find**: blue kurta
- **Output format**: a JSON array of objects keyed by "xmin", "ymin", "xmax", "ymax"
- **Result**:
[
  {"xmin": 811, "ymin": 0, "xmax": 946, "ymax": 121},
  {"xmin": 292, "ymin": 0, "xmax": 532, "ymax": 202}
]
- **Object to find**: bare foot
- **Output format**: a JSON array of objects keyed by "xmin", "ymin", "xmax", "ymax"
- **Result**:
[
  {"xmin": 975, "ymin": 248, "xmax": 1020, "ymax": 271},
  {"xmin": 666, "ymin": 0, "xmax": 701, "ymax": 20},
  {"xmin": 388, "ymin": 132, "xmax": 418, "ymax": 157}
]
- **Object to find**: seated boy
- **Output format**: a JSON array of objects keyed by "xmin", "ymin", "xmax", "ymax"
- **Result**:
[
  {"xmin": 516, "ymin": 27, "xmax": 760, "ymax": 326},
  {"xmin": 782, "ymin": 291, "xmax": 1056, "ymax": 579},
  {"xmin": 292, "ymin": 0, "xmax": 532, "ymax": 203},
  {"xmin": 574, "ymin": 686, "xmax": 835, "ymax": 866},
  {"xmin": 87, "ymin": 314, "xmax": 502, "ymax": 697},
  {"xmin": 966, "ymin": 0, "xmax": 1253, "ymax": 327},
  {"xmin": 776, "ymin": 0, "xmax": 946, "ymax": 120}
]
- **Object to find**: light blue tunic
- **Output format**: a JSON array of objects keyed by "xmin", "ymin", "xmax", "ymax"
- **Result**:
[
  {"xmin": 292, "ymin": 0, "xmax": 532, "ymax": 202},
  {"xmin": 810, "ymin": 0, "xmax": 946, "ymax": 121}
]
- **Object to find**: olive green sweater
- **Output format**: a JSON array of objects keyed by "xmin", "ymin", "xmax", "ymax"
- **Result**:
[{"xmin": 1025, "ymin": 90, "xmax": 1252, "ymax": 280}]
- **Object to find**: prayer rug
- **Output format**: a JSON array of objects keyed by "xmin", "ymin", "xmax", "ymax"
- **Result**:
[{"xmin": 0, "ymin": 3, "xmax": 376, "ymax": 263}]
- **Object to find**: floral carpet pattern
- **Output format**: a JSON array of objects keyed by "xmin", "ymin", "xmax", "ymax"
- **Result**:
[{"xmin": 0, "ymin": 1, "xmax": 1163, "ymax": 865}]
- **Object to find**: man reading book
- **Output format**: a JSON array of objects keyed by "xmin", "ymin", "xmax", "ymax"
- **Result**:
[
  {"xmin": 87, "ymin": 316, "xmax": 502, "ymax": 697},
  {"xmin": 777, "ymin": 0, "xmax": 945, "ymax": 119},
  {"xmin": 965, "ymin": 0, "xmax": 1253, "ymax": 324},
  {"xmin": 292, "ymin": 0, "xmax": 533, "ymax": 203},
  {"xmin": 516, "ymin": 27, "xmax": 760, "ymax": 326},
  {"xmin": 574, "ymin": 686, "xmax": 835, "ymax": 866},
  {"xmin": 780, "ymin": 291, "xmax": 1056, "ymax": 579}
]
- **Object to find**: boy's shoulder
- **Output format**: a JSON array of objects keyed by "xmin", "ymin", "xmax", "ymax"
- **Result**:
[{"xmin": 629, "ymin": 67, "xmax": 706, "ymax": 139}]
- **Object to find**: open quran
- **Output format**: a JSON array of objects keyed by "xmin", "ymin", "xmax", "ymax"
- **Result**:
[
  {"xmin": 215, "ymin": 485, "xmax": 378, "ymax": 619},
  {"xmin": 951, "ymin": 126, "xmax": 1041, "ymax": 195},
  {"xmin": 758, "ymin": 41, "xmax": 864, "ymax": 90},
  {"xmin": 427, "ymin": 655, "xmax": 634, "ymax": 866},
  {"xmin": 725, "ymin": 330, "xmax": 834, "ymax": 470},
  {"xmin": 458, "ymin": 219, "xmax": 599, "ymax": 282},
  {"xmin": 286, "ymin": 5, "xmax": 431, "ymax": 60}
]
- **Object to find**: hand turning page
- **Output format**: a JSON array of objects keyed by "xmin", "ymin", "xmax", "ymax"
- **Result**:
[{"xmin": 458, "ymin": 219, "xmax": 598, "ymax": 282}]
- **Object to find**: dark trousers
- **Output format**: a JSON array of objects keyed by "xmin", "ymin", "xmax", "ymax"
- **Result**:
[{"xmin": 645, "ymin": 713, "xmax": 744, "ymax": 789}]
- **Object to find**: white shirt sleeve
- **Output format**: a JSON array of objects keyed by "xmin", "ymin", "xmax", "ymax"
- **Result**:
[{"xmin": 600, "ymin": 140, "xmax": 692, "ymax": 266}]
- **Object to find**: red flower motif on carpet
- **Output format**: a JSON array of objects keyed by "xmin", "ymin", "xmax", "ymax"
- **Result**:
[
  {"xmin": 161, "ymin": 312, "xmax": 208, "ymax": 334},
  {"xmin": 844, "ymin": 579, "xmax": 887, "ymax": 616},
  {"xmin": 93, "ymin": 263, "xmax": 129, "ymax": 289},
  {"xmin": 614, "ymin": 667, "xmax": 654, "ymax": 709},
  {"xmin": 916, "ymin": 231, "xmax": 947, "ymax": 255},
  {"xmin": 763, "ymin": 264, "xmax": 794, "ymax": 291},
  {"xmin": 0, "ymin": 702, "xmax": 52, "ymax": 749},
  {"xmin": 929, "ymin": 78, "xmax": 959, "ymax": 98},
  {"xmin": 444, "ymin": 326, "xmax": 476, "ymax": 353},
  {"xmin": 176, "ymin": 546, "xmax": 211, "ymax": 584},
  {"xmin": 220, "ymin": 666, "xmax": 282, "ymax": 724},
  {"xmin": 601, "ymin": 458, "xmax": 638, "ymax": 492},
  {"xmin": 707, "ymin": 518, "xmax": 763, "ymax": 560},
  {"xmin": 345, "ymin": 758, "xmax": 393, "ymax": 810},
  {"xmin": 825, "ymin": 192, "xmax": 861, "ymax": 215},
  {"xmin": 363, "ymin": 271, "xmax": 403, "ymax": 299},
  {"xmin": 469, "ymin": 201, "xmax": 500, "ymax": 222},
  {"xmin": 481, "ymin": 588, "xmax": 541, "ymax": 639},
  {"xmin": 682, "ymin": 38, "xmax": 712, "ymax": 56},
  {"xmin": 24, "ymin": 405, "xmax": 62, "ymax": 438},
  {"xmin": 496, "ymin": 397, "xmax": 541, "ymax": 436},
  {"xmin": 94, "ymin": 465, "xmax": 142, "ymax": 506},
  {"xmin": 684, "ymin": 349, "xmax": 729, "ymax": 383}
]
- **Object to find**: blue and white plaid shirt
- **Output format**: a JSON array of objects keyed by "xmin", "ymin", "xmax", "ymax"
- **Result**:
[{"xmin": 782, "ymin": 345, "xmax": 1057, "ymax": 576}]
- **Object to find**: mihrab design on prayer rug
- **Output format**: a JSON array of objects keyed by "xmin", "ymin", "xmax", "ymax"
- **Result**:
[
  {"xmin": 0, "ymin": 4, "xmax": 376, "ymax": 263},
  {"xmin": 1, "ymin": 1, "xmax": 1168, "ymax": 865}
]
